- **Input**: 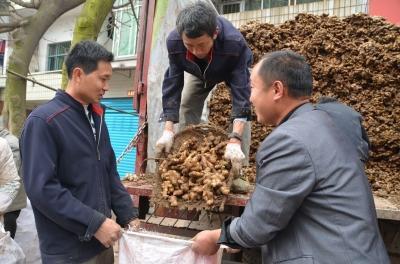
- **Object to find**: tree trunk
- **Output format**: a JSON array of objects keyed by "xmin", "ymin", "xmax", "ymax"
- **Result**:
[
  {"xmin": 5, "ymin": 0, "xmax": 85, "ymax": 135},
  {"xmin": 61, "ymin": 0, "xmax": 114, "ymax": 89}
]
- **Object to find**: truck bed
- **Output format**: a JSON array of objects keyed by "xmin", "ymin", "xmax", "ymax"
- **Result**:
[{"xmin": 123, "ymin": 180, "xmax": 400, "ymax": 221}]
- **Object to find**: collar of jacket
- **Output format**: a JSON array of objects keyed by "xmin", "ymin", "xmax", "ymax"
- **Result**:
[
  {"xmin": 279, "ymin": 102, "xmax": 314, "ymax": 125},
  {"xmin": 55, "ymin": 90, "xmax": 104, "ymax": 117},
  {"xmin": 186, "ymin": 48, "xmax": 213, "ymax": 64}
]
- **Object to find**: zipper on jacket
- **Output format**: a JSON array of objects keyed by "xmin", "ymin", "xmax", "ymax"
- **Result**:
[
  {"xmin": 97, "ymin": 114, "xmax": 103, "ymax": 161},
  {"xmin": 203, "ymin": 60, "xmax": 212, "ymax": 89},
  {"xmin": 189, "ymin": 60, "xmax": 203, "ymax": 79},
  {"xmin": 188, "ymin": 57, "xmax": 212, "ymax": 89},
  {"xmin": 84, "ymin": 107, "xmax": 101, "ymax": 161}
]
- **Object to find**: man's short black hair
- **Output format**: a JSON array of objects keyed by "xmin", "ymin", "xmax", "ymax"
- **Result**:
[
  {"xmin": 176, "ymin": 2, "xmax": 218, "ymax": 38},
  {"xmin": 258, "ymin": 50, "xmax": 313, "ymax": 98},
  {"xmin": 65, "ymin": 40, "xmax": 114, "ymax": 79}
]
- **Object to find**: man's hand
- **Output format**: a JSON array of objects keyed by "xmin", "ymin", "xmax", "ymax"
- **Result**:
[
  {"xmin": 155, "ymin": 130, "xmax": 174, "ymax": 156},
  {"xmin": 224, "ymin": 142, "xmax": 245, "ymax": 174},
  {"xmin": 192, "ymin": 229, "xmax": 221, "ymax": 256},
  {"xmin": 94, "ymin": 218, "xmax": 122, "ymax": 248},
  {"xmin": 127, "ymin": 218, "xmax": 141, "ymax": 231}
]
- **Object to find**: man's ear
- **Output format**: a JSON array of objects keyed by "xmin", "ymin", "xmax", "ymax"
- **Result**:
[
  {"xmin": 273, "ymin": 81, "xmax": 285, "ymax": 101},
  {"xmin": 72, "ymin": 67, "xmax": 84, "ymax": 83}
]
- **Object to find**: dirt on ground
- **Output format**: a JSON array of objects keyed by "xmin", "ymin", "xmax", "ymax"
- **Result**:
[{"xmin": 209, "ymin": 14, "xmax": 400, "ymax": 197}]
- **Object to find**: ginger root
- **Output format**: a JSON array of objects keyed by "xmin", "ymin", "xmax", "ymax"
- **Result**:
[{"xmin": 159, "ymin": 131, "xmax": 233, "ymax": 208}]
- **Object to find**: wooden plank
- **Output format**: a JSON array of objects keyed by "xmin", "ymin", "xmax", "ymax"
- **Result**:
[
  {"xmin": 374, "ymin": 196, "xmax": 400, "ymax": 221},
  {"xmin": 123, "ymin": 181, "xmax": 400, "ymax": 221}
]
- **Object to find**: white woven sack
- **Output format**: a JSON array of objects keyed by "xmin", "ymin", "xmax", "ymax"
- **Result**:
[{"xmin": 119, "ymin": 230, "xmax": 223, "ymax": 264}]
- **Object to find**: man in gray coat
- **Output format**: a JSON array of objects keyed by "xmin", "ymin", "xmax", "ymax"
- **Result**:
[{"xmin": 192, "ymin": 50, "xmax": 389, "ymax": 263}]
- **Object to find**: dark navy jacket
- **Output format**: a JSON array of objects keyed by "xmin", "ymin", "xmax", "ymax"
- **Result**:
[
  {"xmin": 160, "ymin": 16, "xmax": 253, "ymax": 123},
  {"xmin": 20, "ymin": 90, "xmax": 138, "ymax": 263}
]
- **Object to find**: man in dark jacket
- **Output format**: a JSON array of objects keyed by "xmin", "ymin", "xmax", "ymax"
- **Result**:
[
  {"xmin": 156, "ymin": 2, "xmax": 253, "ymax": 183},
  {"xmin": 20, "ymin": 41, "xmax": 139, "ymax": 264}
]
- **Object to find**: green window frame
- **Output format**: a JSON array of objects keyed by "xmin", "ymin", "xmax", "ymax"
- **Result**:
[
  {"xmin": 221, "ymin": 1, "xmax": 244, "ymax": 14},
  {"xmin": 295, "ymin": 0, "xmax": 321, "ymax": 4},
  {"xmin": 245, "ymin": 0, "xmax": 263, "ymax": 11},
  {"xmin": 244, "ymin": 0, "xmax": 322, "ymax": 11},
  {"xmin": 113, "ymin": 0, "xmax": 141, "ymax": 58},
  {"xmin": 47, "ymin": 41, "xmax": 70, "ymax": 71},
  {"xmin": 263, "ymin": 0, "xmax": 289, "ymax": 8}
]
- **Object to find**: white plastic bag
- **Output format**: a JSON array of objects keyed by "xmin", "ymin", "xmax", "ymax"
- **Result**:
[
  {"xmin": 119, "ymin": 230, "xmax": 223, "ymax": 264},
  {"xmin": 14, "ymin": 199, "xmax": 41, "ymax": 264},
  {"xmin": 0, "ymin": 222, "xmax": 25, "ymax": 264}
]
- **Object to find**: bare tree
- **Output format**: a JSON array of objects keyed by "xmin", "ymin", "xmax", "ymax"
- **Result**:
[
  {"xmin": 0, "ymin": 0, "xmax": 38, "ymax": 33},
  {"xmin": 1, "ymin": 0, "xmax": 85, "ymax": 135}
]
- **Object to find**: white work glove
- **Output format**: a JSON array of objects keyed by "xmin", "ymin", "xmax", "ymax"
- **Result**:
[
  {"xmin": 155, "ymin": 130, "xmax": 174, "ymax": 156},
  {"xmin": 224, "ymin": 143, "xmax": 245, "ymax": 176},
  {"xmin": 224, "ymin": 143, "xmax": 245, "ymax": 162}
]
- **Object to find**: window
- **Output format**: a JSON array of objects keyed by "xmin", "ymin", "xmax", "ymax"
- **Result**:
[
  {"xmin": 222, "ymin": 3, "xmax": 241, "ymax": 14},
  {"xmin": 296, "ymin": 0, "xmax": 320, "ymax": 4},
  {"xmin": 218, "ymin": 0, "xmax": 321, "ymax": 13},
  {"xmin": 263, "ymin": 0, "xmax": 320, "ymax": 8},
  {"xmin": 113, "ymin": 0, "xmax": 141, "ymax": 58},
  {"xmin": 220, "ymin": 0, "xmax": 244, "ymax": 14},
  {"xmin": 47, "ymin": 41, "xmax": 70, "ymax": 71},
  {"xmin": 263, "ymin": 0, "xmax": 289, "ymax": 9},
  {"xmin": 245, "ymin": 0, "xmax": 262, "ymax": 11}
]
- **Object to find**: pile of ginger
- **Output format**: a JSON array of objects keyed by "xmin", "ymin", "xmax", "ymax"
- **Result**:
[{"xmin": 158, "ymin": 133, "xmax": 232, "ymax": 208}]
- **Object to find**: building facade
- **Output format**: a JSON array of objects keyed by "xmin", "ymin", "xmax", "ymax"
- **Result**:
[{"xmin": 0, "ymin": 0, "xmax": 141, "ymax": 177}]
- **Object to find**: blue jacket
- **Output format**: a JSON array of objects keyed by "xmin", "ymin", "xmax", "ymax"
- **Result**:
[
  {"xmin": 20, "ymin": 90, "xmax": 138, "ymax": 263},
  {"xmin": 160, "ymin": 16, "xmax": 253, "ymax": 123}
]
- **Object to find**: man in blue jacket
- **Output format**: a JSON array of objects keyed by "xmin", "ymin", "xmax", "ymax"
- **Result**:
[
  {"xmin": 21, "ymin": 41, "xmax": 139, "ymax": 264},
  {"xmin": 156, "ymin": 2, "xmax": 253, "ymax": 181}
]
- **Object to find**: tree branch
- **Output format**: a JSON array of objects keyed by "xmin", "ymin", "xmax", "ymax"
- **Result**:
[
  {"xmin": 2, "ymin": 4, "xmax": 25, "ymax": 20},
  {"xmin": 0, "ymin": 27, "xmax": 17, "ymax": 33},
  {"xmin": 129, "ymin": 0, "xmax": 139, "ymax": 26},
  {"xmin": 10, "ymin": 12, "xmax": 23, "ymax": 21},
  {"xmin": 9, "ymin": 0, "xmax": 39, "ymax": 9},
  {"xmin": 0, "ymin": 19, "xmax": 25, "ymax": 33},
  {"xmin": 0, "ymin": 21, "xmax": 20, "ymax": 27},
  {"xmin": 108, "ymin": 11, "xmax": 119, "ymax": 30},
  {"xmin": 9, "ymin": 3, "xmax": 23, "ymax": 15},
  {"xmin": 112, "ymin": 2, "xmax": 130, "ymax": 10}
]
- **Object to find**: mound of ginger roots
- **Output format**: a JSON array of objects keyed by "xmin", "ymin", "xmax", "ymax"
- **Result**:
[{"xmin": 158, "ymin": 133, "xmax": 232, "ymax": 207}]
